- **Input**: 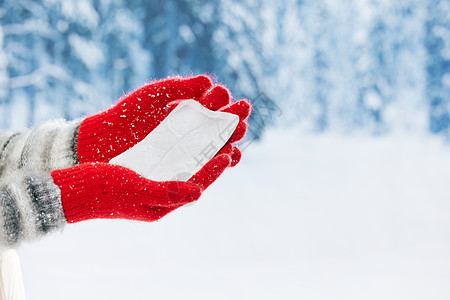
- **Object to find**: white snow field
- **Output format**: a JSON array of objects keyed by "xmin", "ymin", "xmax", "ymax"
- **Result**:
[{"xmin": 18, "ymin": 127, "xmax": 450, "ymax": 299}]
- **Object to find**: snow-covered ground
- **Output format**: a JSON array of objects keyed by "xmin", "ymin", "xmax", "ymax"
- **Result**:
[{"xmin": 18, "ymin": 128, "xmax": 450, "ymax": 299}]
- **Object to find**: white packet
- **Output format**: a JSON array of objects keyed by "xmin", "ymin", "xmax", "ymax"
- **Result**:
[{"xmin": 109, "ymin": 100, "xmax": 239, "ymax": 181}]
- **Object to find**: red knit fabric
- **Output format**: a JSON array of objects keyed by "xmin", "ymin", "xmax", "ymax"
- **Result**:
[
  {"xmin": 51, "ymin": 163, "xmax": 200, "ymax": 223},
  {"xmin": 76, "ymin": 75, "xmax": 251, "ymax": 166},
  {"xmin": 77, "ymin": 75, "xmax": 213, "ymax": 163},
  {"xmin": 51, "ymin": 155, "xmax": 232, "ymax": 223}
]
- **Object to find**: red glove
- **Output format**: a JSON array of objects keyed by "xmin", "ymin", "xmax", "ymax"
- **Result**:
[
  {"xmin": 51, "ymin": 154, "xmax": 232, "ymax": 223},
  {"xmin": 77, "ymin": 75, "xmax": 251, "ymax": 166},
  {"xmin": 51, "ymin": 75, "xmax": 251, "ymax": 223}
]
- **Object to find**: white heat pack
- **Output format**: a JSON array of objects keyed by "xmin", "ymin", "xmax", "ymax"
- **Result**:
[{"xmin": 109, "ymin": 100, "xmax": 239, "ymax": 181}]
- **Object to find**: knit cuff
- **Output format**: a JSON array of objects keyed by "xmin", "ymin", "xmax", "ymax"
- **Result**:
[
  {"xmin": 18, "ymin": 118, "xmax": 82, "ymax": 172},
  {"xmin": 0, "ymin": 171, "xmax": 66, "ymax": 248},
  {"xmin": 51, "ymin": 165, "xmax": 99, "ymax": 224},
  {"xmin": 0, "ymin": 130, "xmax": 31, "ymax": 177}
]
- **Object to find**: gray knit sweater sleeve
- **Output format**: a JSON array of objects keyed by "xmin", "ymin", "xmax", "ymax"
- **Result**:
[
  {"xmin": 0, "ymin": 170, "xmax": 65, "ymax": 248},
  {"xmin": 0, "ymin": 119, "xmax": 82, "ymax": 248},
  {"xmin": 0, "ymin": 119, "xmax": 81, "ymax": 175}
]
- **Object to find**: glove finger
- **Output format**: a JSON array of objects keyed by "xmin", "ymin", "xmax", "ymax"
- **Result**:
[
  {"xmin": 199, "ymin": 85, "xmax": 231, "ymax": 111},
  {"xmin": 170, "ymin": 97, "xmax": 250, "ymax": 146},
  {"xmin": 163, "ymin": 85, "xmax": 235, "ymax": 123},
  {"xmin": 228, "ymin": 121, "xmax": 248, "ymax": 144},
  {"xmin": 135, "ymin": 75, "xmax": 213, "ymax": 106},
  {"xmin": 214, "ymin": 144, "xmax": 241, "ymax": 167},
  {"xmin": 188, "ymin": 154, "xmax": 232, "ymax": 190},
  {"xmin": 220, "ymin": 99, "xmax": 252, "ymax": 121},
  {"xmin": 230, "ymin": 146, "xmax": 242, "ymax": 167}
]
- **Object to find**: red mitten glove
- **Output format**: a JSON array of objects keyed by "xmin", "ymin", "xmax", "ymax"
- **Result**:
[
  {"xmin": 77, "ymin": 75, "xmax": 251, "ymax": 166},
  {"xmin": 51, "ymin": 154, "xmax": 232, "ymax": 223},
  {"xmin": 57, "ymin": 75, "xmax": 251, "ymax": 223}
]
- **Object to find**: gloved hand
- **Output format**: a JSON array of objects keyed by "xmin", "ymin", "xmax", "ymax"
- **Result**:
[
  {"xmin": 77, "ymin": 75, "xmax": 251, "ymax": 166},
  {"xmin": 51, "ymin": 154, "xmax": 232, "ymax": 223},
  {"xmin": 66, "ymin": 75, "xmax": 250, "ymax": 222}
]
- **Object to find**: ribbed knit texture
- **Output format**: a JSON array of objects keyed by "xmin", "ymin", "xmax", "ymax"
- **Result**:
[
  {"xmin": 0, "ymin": 119, "xmax": 81, "ymax": 176},
  {"xmin": 18, "ymin": 119, "xmax": 81, "ymax": 171},
  {"xmin": 0, "ymin": 119, "xmax": 79, "ymax": 247},
  {"xmin": 0, "ymin": 119, "xmax": 79, "ymax": 248},
  {"xmin": 0, "ymin": 170, "xmax": 65, "ymax": 248}
]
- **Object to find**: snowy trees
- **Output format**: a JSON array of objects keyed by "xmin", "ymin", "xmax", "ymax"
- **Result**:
[
  {"xmin": 426, "ymin": 0, "xmax": 450, "ymax": 137},
  {"xmin": 0, "ymin": 0, "xmax": 449, "ymax": 139}
]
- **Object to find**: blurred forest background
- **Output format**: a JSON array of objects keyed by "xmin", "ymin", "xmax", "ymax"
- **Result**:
[
  {"xmin": 0, "ymin": 0, "xmax": 449, "ymax": 140},
  {"xmin": 3, "ymin": 1, "xmax": 450, "ymax": 299}
]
